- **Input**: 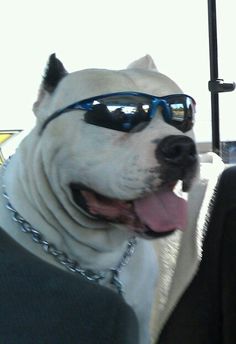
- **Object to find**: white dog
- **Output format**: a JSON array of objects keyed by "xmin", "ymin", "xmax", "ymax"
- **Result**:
[{"xmin": 0, "ymin": 54, "xmax": 198, "ymax": 343}]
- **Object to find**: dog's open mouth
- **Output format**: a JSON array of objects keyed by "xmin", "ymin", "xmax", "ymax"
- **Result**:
[{"xmin": 70, "ymin": 183, "xmax": 187, "ymax": 238}]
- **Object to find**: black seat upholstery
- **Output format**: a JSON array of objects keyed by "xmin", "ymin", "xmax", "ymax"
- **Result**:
[{"xmin": 157, "ymin": 166, "xmax": 236, "ymax": 344}]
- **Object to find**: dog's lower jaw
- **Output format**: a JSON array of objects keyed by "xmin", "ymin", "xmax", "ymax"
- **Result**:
[{"xmin": 70, "ymin": 182, "xmax": 187, "ymax": 238}]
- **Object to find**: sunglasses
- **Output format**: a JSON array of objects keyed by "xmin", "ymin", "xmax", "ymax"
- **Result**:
[{"xmin": 41, "ymin": 92, "xmax": 196, "ymax": 133}]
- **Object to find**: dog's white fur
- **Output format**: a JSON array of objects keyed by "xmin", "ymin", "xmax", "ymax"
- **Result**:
[{"xmin": 0, "ymin": 55, "xmax": 196, "ymax": 344}]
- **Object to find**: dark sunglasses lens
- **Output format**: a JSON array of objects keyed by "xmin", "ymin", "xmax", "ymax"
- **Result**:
[
  {"xmin": 168, "ymin": 96, "xmax": 195, "ymax": 132},
  {"xmin": 84, "ymin": 96, "xmax": 152, "ymax": 132},
  {"xmin": 84, "ymin": 94, "xmax": 195, "ymax": 133}
]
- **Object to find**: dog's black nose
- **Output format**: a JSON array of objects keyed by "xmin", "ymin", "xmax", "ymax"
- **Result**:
[{"xmin": 156, "ymin": 135, "xmax": 197, "ymax": 167}]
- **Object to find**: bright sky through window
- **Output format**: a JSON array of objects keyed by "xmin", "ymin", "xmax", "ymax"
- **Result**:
[{"xmin": 0, "ymin": 0, "xmax": 235, "ymax": 142}]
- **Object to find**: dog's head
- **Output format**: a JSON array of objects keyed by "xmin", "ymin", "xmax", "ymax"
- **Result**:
[{"xmin": 32, "ymin": 54, "xmax": 198, "ymax": 239}]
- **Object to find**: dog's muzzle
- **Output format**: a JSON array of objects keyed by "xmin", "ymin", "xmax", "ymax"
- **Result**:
[
  {"xmin": 69, "ymin": 135, "xmax": 198, "ymax": 239},
  {"xmin": 70, "ymin": 135, "xmax": 198, "ymax": 239}
]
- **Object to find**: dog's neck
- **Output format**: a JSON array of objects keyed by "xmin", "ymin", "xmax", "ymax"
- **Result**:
[
  {"xmin": 0, "ymin": 136, "xmax": 133, "ymax": 271},
  {"xmin": 3, "ymin": 172, "xmax": 137, "ymax": 294}
]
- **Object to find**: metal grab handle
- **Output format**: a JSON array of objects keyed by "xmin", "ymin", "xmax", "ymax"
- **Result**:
[
  {"xmin": 208, "ymin": 79, "xmax": 236, "ymax": 93},
  {"xmin": 207, "ymin": 0, "xmax": 236, "ymax": 155}
]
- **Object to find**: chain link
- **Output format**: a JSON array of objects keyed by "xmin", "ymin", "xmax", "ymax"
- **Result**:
[{"xmin": 2, "ymin": 158, "xmax": 137, "ymax": 294}]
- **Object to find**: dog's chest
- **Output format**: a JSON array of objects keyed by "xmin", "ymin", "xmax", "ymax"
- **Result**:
[{"xmin": 115, "ymin": 239, "xmax": 158, "ymax": 344}]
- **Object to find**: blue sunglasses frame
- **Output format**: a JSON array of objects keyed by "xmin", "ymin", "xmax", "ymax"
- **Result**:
[{"xmin": 41, "ymin": 91, "xmax": 196, "ymax": 133}]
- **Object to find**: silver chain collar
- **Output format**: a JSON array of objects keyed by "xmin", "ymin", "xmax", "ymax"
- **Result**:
[{"xmin": 2, "ymin": 158, "xmax": 137, "ymax": 295}]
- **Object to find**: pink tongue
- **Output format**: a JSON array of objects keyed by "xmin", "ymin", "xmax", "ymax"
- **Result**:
[{"xmin": 134, "ymin": 189, "xmax": 187, "ymax": 233}]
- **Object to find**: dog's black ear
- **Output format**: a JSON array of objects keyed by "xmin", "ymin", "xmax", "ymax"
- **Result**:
[{"xmin": 43, "ymin": 53, "xmax": 68, "ymax": 93}]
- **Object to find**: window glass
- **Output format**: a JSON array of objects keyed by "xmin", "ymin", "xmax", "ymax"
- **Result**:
[{"xmin": 0, "ymin": 0, "xmax": 213, "ymax": 145}]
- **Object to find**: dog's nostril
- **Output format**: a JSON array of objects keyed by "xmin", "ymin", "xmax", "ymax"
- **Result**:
[{"xmin": 156, "ymin": 135, "xmax": 197, "ymax": 166}]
